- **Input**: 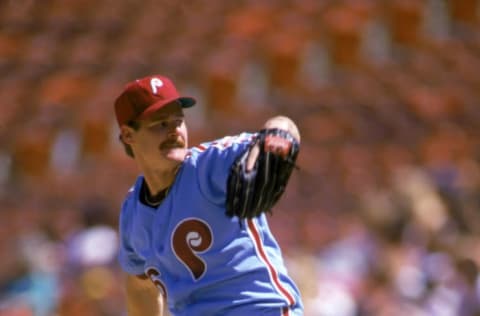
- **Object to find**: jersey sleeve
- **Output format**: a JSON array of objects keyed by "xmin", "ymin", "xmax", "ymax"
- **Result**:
[
  {"xmin": 117, "ymin": 192, "xmax": 146, "ymax": 276},
  {"xmin": 193, "ymin": 132, "xmax": 255, "ymax": 205}
]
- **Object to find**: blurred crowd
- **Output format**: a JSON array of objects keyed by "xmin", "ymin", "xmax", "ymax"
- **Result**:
[{"xmin": 1, "ymin": 0, "xmax": 480, "ymax": 315}]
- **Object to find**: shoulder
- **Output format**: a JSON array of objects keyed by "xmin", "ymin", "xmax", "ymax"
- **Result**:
[
  {"xmin": 123, "ymin": 176, "xmax": 143, "ymax": 203},
  {"xmin": 182, "ymin": 133, "xmax": 257, "ymax": 201},
  {"xmin": 119, "ymin": 177, "xmax": 143, "ymax": 224},
  {"xmin": 185, "ymin": 133, "xmax": 255, "ymax": 169}
]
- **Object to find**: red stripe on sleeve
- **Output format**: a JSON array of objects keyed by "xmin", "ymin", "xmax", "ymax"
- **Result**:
[{"xmin": 247, "ymin": 219, "xmax": 296, "ymax": 306}]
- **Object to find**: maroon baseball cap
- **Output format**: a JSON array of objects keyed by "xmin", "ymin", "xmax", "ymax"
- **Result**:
[{"xmin": 114, "ymin": 75, "xmax": 196, "ymax": 126}]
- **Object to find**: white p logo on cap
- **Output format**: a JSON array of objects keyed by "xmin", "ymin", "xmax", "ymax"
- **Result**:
[{"xmin": 150, "ymin": 78, "xmax": 164, "ymax": 94}]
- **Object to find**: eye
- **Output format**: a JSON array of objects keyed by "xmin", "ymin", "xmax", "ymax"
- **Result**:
[
  {"xmin": 147, "ymin": 116, "xmax": 184, "ymax": 130},
  {"xmin": 146, "ymin": 120, "xmax": 168, "ymax": 130}
]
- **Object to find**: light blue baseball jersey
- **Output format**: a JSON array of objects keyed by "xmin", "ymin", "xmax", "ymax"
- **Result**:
[{"xmin": 118, "ymin": 132, "xmax": 303, "ymax": 316}]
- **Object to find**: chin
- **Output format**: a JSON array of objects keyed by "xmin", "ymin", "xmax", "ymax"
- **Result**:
[{"xmin": 163, "ymin": 148, "xmax": 187, "ymax": 163}]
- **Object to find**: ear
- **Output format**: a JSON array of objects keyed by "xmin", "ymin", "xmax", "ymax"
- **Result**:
[{"xmin": 120, "ymin": 125, "xmax": 135, "ymax": 145}]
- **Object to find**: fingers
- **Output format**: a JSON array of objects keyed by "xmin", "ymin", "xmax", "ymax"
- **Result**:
[
  {"xmin": 264, "ymin": 133, "xmax": 292, "ymax": 159},
  {"xmin": 263, "ymin": 116, "xmax": 301, "ymax": 143},
  {"xmin": 246, "ymin": 143, "xmax": 260, "ymax": 172}
]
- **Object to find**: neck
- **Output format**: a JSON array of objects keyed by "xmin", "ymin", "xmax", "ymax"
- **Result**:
[{"xmin": 143, "ymin": 164, "xmax": 180, "ymax": 196}]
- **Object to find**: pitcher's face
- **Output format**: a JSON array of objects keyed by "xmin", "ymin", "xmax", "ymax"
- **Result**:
[{"xmin": 122, "ymin": 101, "xmax": 188, "ymax": 167}]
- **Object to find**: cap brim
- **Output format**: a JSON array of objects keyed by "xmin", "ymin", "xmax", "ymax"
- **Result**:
[
  {"xmin": 178, "ymin": 97, "xmax": 196, "ymax": 108},
  {"xmin": 138, "ymin": 96, "xmax": 196, "ymax": 119}
]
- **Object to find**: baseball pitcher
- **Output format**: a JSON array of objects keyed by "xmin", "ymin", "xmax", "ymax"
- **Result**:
[{"xmin": 114, "ymin": 75, "xmax": 303, "ymax": 316}]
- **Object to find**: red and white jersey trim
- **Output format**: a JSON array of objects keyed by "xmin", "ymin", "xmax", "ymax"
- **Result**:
[
  {"xmin": 193, "ymin": 133, "xmax": 256, "ymax": 152},
  {"xmin": 194, "ymin": 144, "xmax": 207, "ymax": 152},
  {"xmin": 246, "ymin": 218, "xmax": 296, "ymax": 307}
]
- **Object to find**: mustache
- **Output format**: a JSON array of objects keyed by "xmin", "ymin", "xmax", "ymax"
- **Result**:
[{"xmin": 160, "ymin": 137, "xmax": 186, "ymax": 150}]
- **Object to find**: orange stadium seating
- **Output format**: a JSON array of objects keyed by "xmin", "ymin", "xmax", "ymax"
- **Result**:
[{"xmin": 1, "ymin": 0, "xmax": 480, "ymax": 315}]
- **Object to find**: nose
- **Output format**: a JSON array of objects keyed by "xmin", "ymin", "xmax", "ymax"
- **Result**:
[{"xmin": 167, "ymin": 121, "xmax": 182, "ymax": 138}]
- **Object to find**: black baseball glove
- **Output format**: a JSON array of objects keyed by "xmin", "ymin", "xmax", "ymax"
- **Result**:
[{"xmin": 226, "ymin": 128, "xmax": 300, "ymax": 219}]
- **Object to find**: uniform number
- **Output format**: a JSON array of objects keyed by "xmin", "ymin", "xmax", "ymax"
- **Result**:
[
  {"xmin": 146, "ymin": 267, "xmax": 168, "ymax": 298},
  {"xmin": 172, "ymin": 218, "xmax": 213, "ymax": 281}
]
